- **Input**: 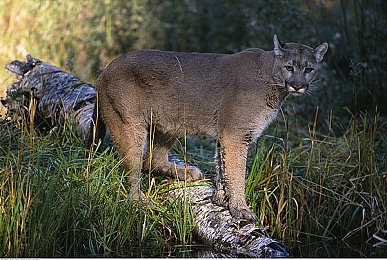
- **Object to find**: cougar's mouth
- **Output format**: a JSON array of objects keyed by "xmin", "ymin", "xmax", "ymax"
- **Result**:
[{"xmin": 286, "ymin": 82, "xmax": 308, "ymax": 96}]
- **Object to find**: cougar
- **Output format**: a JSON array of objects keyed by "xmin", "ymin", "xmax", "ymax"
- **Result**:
[{"xmin": 88, "ymin": 35, "xmax": 328, "ymax": 221}]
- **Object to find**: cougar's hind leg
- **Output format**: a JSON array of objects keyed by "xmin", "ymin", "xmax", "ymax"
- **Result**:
[
  {"xmin": 143, "ymin": 129, "xmax": 203, "ymax": 181},
  {"xmin": 86, "ymin": 98, "xmax": 107, "ymax": 150},
  {"xmin": 121, "ymin": 125, "xmax": 148, "ymax": 200},
  {"xmin": 103, "ymin": 105, "xmax": 148, "ymax": 200}
]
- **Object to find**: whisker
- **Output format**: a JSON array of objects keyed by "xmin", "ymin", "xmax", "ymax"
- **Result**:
[
  {"xmin": 309, "ymin": 78, "xmax": 321, "ymax": 87},
  {"xmin": 278, "ymin": 87, "xmax": 289, "ymax": 96},
  {"xmin": 306, "ymin": 85, "xmax": 320, "ymax": 96},
  {"xmin": 269, "ymin": 83, "xmax": 285, "ymax": 87}
]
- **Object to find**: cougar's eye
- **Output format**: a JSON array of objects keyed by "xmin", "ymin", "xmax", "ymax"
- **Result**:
[
  {"xmin": 285, "ymin": 66, "xmax": 294, "ymax": 72},
  {"xmin": 304, "ymin": 67, "xmax": 314, "ymax": 73}
]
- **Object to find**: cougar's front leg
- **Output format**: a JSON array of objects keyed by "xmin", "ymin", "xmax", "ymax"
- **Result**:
[
  {"xmin": 213, "ymin": 136, "xmax": 257, "ymax": 222},
  {"xmin": 212, "ymin": 140, "xmax": 227, "ymax": 206}
]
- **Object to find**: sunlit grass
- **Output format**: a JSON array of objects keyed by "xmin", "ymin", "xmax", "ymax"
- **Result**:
[
  {"xmin": 0, "ymin": 0, "xmax": 386, "ymax": 256},
  {"xmin": 1, "ymin": 104, "xmax": 386, "ymax": 257},
  {"xmin": 0, "ymin": 119, "xmax": 199, "ymax": 257}
]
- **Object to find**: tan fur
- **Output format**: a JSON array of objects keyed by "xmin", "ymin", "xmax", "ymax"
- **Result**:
[{"xmin": 88, "ymin": 35, "xmax": 328, "ymax": 221}]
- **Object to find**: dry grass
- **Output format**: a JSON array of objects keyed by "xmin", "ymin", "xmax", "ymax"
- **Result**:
[
  {"xmin": 246, "ymin": 106, "xmax": 386, "ymax": 242},
  {"xmin": 0, "ymin": 120, "xmax": 197, "ymax": 257},
  {"xmin": 1, "ymin": 99, "xmax": 386, "ymax": 257}
]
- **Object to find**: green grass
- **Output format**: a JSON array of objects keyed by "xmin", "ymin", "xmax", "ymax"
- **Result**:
[
  {"xmin": 1, "ymin": 0, "xmax": 386, "ymax": 256},
  {"xmin": 1, "ymin": 105, "xmax": 386, "ymax": 257},
  {"xmin": 246, "ymin": 106, "xmax": 387, "ymax": 241},
  {"xmin": 0, "ymin": 120, "xmax": 198, "ymax": 257}
]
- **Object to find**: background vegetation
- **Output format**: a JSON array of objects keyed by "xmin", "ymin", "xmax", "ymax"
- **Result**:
[
  {"xmin": 0, "ymin": 0, "xmax": 386, "ymax": 257},
  {"xmin": 2, "ymin": 0, "xmax": 387, "ymax": 121}
]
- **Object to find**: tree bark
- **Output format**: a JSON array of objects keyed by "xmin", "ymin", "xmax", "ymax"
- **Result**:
[
  {"xmin": 2, "ymin": 55, "xmax": 289, "ymax": 257},
  {"xmin": 2, "ymin": 54, "xmax": 96, "ymax": 140},
  {"xmin": 168, "ymin": 183, "xmax": 289, "ymax": 257}
]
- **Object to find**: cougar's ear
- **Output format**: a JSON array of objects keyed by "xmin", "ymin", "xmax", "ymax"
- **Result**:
[
  {"xmin": 315, "ymin": 42, "xmax": 328, "ymax": 63},
  {"xmin": 273, "ymin": 34, "xmax": 285, "ymax": 58}
]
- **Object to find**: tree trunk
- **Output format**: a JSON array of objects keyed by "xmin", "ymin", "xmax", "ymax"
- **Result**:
[{"xmin": 2, "ymin": 55, "xmax": 289, "ymax": 257}]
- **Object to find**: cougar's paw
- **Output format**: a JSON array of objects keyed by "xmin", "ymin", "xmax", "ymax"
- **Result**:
[
  {"xmin": 187, "ymin": 166, "xmax": 203, "ymax": 180},
  {"xmin": 228, "ymin": 201, "xmax": 257, "ymax": 222},
  {"xmin": 129, "ymin": 189, "xmax": 154, "ymax": 208},
  {"xmin": 129, "ymin": 188, "xmax": 147, "ymax": 201},
  {"xmin": 176, "ymin": 166, "xmax": 203, "ymax": 181}
]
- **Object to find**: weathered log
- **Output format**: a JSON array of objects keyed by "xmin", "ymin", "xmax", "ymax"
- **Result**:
[
  {"xmin": 2, "ymin": 55, "xmax": 96, "ymax": 140},
  {"xmin": 168, "ymin": 183, "xmax": 289, "ymax": 257},
  {"xmin": 2, "ymin": 55, "xmax": 289, "ymax": 257}
]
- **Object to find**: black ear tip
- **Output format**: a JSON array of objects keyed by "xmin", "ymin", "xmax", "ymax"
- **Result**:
[{"xmin": 274, "ymin": 34, "xmax": 285, "ymax": 48}]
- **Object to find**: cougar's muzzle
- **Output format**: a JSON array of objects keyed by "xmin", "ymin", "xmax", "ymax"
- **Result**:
[{"xmin": 287, "ymin": 81, "xmax": 308, "ymax": 96}]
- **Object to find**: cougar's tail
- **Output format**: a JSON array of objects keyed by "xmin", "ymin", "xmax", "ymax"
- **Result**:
[{"xmin": 86, "ymin": 94, "xmax": 106, "ymax": 151}]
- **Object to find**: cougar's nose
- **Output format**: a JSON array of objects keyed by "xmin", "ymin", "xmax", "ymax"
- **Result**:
[
  {"xmin": 292, "ymin": 84, "xmax": 304, "ymax": 91},
  {"xmin": 289, "ymin": 82, "xmax": 308, "ymax": 95},
  {"xmin": 292, "ymin": 81, "xmax": 308, "ymax": 91}
]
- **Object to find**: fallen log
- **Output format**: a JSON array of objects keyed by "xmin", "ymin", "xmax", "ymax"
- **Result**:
[
  {"xmin": 2, "ymin": 55, "xmax": 289, "ymax": 257},
  {"xmin": 1, "ymin": 54, "xmax": 96, "ymax": 141},
  {"xmin": 168, "ymin": 183, "xmax": 289, "ymax": 257}
]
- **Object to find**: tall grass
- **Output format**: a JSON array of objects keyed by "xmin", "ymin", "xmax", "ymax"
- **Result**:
[
  {"xmin": 1, "ymin": 104, "xmax": 386, "ymax": 256},
  {"xmin": 0, "ymin": 119, "xmax": 197, "ymax": 257},
  {"xmin": 246, "ymin": 106, "xmax": 386, "ymax": 241}
]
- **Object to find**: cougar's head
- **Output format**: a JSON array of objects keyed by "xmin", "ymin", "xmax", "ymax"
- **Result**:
[{"xmin": 272, "ymin": 34, "xmax": 328, "ymax": 96}]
